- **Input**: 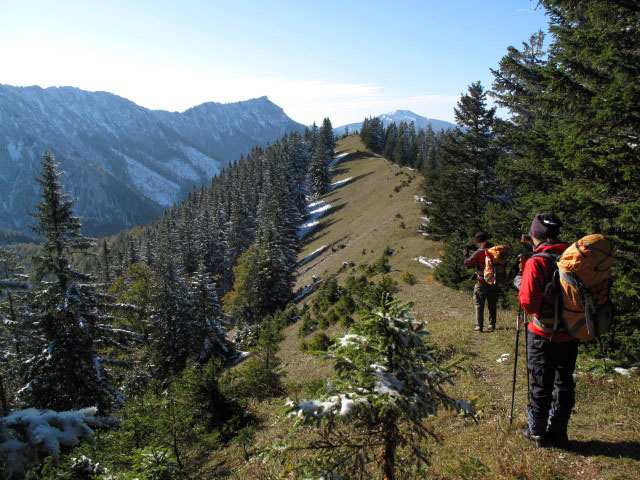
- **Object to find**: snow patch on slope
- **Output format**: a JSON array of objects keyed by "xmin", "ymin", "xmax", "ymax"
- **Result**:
[
  {"xmin": 329, "ymin": 177, "xmax": 353, "ymax": 191},
  {"xmin": 298, "ymin": 200, "xmax": 331, "ymax": 239},
  {"xmin": 297, "ymin": 245, "xmax": 329, "ymax": 268},
  {"xmin": 181, "ymin": 146, "xmax": 220, "ymax": 176},
  {"xmin": 414, "ymin": 257, "xmax": 441, "ymax": 268},
  {"xmin": 120, "ymin": 153, "xmax": 181, "ymax": 207},
  {"xmin": 167, "ymin": 158, "xmax": 200, "ymax": 182},
  {"xmin": 6, "ymin": 141, "xmax": 23, "ymax": 161}
]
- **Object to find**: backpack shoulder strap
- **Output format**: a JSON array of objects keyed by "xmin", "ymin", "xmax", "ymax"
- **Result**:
[
  {"xmin": 530, "ymin": 252, "xmax": 562, "ymax": 333},
  {"xmin": 531, "ymin": 252, "xmax": 560, "ymax": 262}
]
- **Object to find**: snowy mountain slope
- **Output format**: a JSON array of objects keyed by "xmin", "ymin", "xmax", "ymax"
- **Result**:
[
  {"xmin": 0, "ymin": 84, "xmax": 305, "ymax": 237},
  {"xmin": 334, "ymin": 109, "xmax": 456, "ymax": 136}
]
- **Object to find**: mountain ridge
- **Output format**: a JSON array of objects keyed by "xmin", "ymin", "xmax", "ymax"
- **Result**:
[
  {"xmin": 0, "ymin": 84, "xmax": 305, "ymax": 238},
  {"xmin": 334, "ymin": 109, "xmax": 456, "ymax": 136}
]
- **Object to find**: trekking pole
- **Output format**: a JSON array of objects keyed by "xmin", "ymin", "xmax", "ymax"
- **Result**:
[
  {"xmin": 509, "ymin": 306, "xmax": 523, "ymax": 425},
  {"xmin": 524, "ymin": 312, "xmax": 530, "ymax": 393}
]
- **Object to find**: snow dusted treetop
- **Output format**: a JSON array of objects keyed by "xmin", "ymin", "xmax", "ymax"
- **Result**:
[
  {"xmin": 276, "ymin": 296, "xmax": 473, "ymax": 480},
  {"xmin": 29, "ymin": 150, "xmax": 95, "ymax": 290}
]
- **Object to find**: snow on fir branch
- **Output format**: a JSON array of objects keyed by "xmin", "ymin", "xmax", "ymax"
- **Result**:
[{"xmin": 0, "ymin": 408, "xmax": 119, "ymax": 478}]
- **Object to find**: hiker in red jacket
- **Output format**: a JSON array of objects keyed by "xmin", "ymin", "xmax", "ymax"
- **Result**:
[
  {"xmin": 464, "ymin": 231, "xmax": 498, "ymax": 332},
  {"xmin": 516, "ymin": 213, "xmax": 577, "ymax": 448}
]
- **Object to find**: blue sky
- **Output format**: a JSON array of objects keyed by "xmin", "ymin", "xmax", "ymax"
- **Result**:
[{"xmin": 0, "ymin": 0, "xmax": 549, "ymax": 125}]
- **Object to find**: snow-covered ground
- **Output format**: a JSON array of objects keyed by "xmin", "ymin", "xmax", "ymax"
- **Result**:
[
  {"xmin": 414, "ymin": 257, "xmax": 442, "ymax": 268},
  {"xmin": 292, "ymin": 281, "xmax": 322, "ymax": 302},
  {"xmin": 329, "ymin": 177, "xmax": 353, "ymax": 191},
  {"xmin": 298, "ymin": 200, "xmax": 331, "ymax": 239},
  {"xmin": 297, "ymin": 152, "xmax": 351, "ymax": 239},
  {"xmin": 330, "ymin": 152, "xmax": 348, "ymax": 168},
  {"xmin": 297, "ymin": 245, "xmax": 329, "ymax": 268},
  {"xmin": 120, "ymin": 152, "xmax": 181, "ymax": 207}
]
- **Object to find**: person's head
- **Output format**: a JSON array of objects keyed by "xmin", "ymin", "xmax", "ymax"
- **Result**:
[
  {"xmin": 474, "ymin": 231, "xmax": 488, "ymax": 246},
  {"xmin": 529, "ymin": 213, "xmax": 562, "ymax": 246}
]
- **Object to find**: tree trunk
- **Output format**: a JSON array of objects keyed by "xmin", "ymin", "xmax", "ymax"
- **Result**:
[
  {"xmin": 0, "ymin": 372, "xmax": 9, "ymax": 416},
  {"xmin": 382, "ymin": 419, "xmax": 396, "ymax": 480}
]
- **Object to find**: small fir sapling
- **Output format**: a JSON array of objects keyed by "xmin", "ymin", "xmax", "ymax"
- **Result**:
[{"xmin": 276, "ymin": 296, "xmax": 473, "ymax": 480}]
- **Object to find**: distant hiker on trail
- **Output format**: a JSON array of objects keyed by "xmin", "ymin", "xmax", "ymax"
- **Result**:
[
  {"xmin": 463, "ymin": 231, "xmax": 498, "ymax": 332},
  {"xmin": 516, "ymin": 213, "xmax": 575, "ymax": 448}
]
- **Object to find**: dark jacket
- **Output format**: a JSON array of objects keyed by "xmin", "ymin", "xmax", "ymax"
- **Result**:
[{"xmin": 464, "ymin": 242, "xmax": 490, "ymax": 272}]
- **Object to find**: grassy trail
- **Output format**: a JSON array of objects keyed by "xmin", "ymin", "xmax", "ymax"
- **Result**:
[{"xmin": 221, "ymin": 136, "xmax": 639, "ymax": 480}]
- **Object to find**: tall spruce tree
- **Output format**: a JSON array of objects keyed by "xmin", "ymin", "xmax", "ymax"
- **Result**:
[
  {"xmin": 423, "ymin": 81, "xmax": 499, "ymax": 240},
  {"xmin": 308, "ymin": 138, "xmax": 332, "ymax": 198},
  {"xmin": 320, "ymin": 117, "xmax": 336, "ymax": 154},
  {"xmin": 488, "ymin": 30, "xmax": 554, "ymax": 240},
  {"xmin": 21, "ymin": 151, "xmax": 124, "ymax": 412}
]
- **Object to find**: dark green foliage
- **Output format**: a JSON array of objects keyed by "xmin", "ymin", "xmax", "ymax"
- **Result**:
[
  {"xmin": 338, "ymin": 315, "xmax": 354, "ymax": 329},
  {"xmin": 231, "ymin": 320, "xmax": 284, "ymax": 400},
  {"xmin": 422, "ymin": 82, "xmax": 498, "ymax": 241},
  {"xmin": 361, "ymin": 117, "xmax": 445, "ymax": 173},
  {"xmin": 325, "ymin": 308, "xmax": 339, "ymax": 326},
  {"xmin": 359, "ymin": 116, "xmax": 385, "ymax": 153},
  {"xmin": 433, "ymin": 238, "xmax": 475, "ymax": 291},
  {"xmin": 308, "ymin": 139, "xmax": 332, "ymax": 198},
  {"xmin": 333, "ymin": 294, "xmax": 355, "ymax": 317},
  {"xmin": 308, "ymin": 332, "xmax": 332, "ymax": 352},
  {"xmin": 402, "ymin": 271, "xmax": 417, "ymax": 285},
  {"xmin": 77, "ymin": 360, "xmax": 246, "ymax": 479},
  {"xmin": 312, "ymin": 277, "xmax": 341, "ymax": 312},
  {"xmin": 298, "ymin": 313, "xmax": 317, "ymax": 338},
  {"xmin": 0, "ymin": 246, "xmax": 29, "ymax": 414},
  {"xmin": 373, "ymin": 275, "xmax": 399, "ymax": 299}
]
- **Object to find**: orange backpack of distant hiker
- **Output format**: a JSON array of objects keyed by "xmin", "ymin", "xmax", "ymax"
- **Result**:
[
  {"xmin": 483, "ymin": 245, "xmax": 510, "ymax": 285},
  {"xmin": 534, "ymin": 234, "xmax": 615, "ymax": 341}
]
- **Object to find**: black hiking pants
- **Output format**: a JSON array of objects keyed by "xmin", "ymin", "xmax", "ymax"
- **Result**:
[{"xmin": 526, "ymin": 332, "xmax": 579, "ymax": 436}]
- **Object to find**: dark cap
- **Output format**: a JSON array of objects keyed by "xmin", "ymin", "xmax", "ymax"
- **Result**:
[
  {"xmin": 474, "ymin": 231, "xmax": 488, "ymax": 243},
  {"xmin": 529, "ymin": 213, "xmax": 562, "ymax": 240}
]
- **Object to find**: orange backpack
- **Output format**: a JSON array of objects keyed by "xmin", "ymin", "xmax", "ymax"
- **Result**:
[
  {"xmin": 534, "ymin": 235, "xmax": 615, "ymax": 341},
  {"xmin": 483, "ymin": 245, "xmax": 510, "ymax": 285}
]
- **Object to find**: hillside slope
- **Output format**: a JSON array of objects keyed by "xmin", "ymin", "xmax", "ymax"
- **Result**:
[{"xmin": 218, "ymin": 136, "xmax": 640, "ymax": 480}]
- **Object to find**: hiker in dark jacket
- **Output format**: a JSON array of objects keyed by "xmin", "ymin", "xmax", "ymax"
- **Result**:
[
  {"xmin": 464, "ymin": 231, "xmax": 498, "ymax": 332},
  {"xmin": 516, "ymin": 213, "xmax": 576, "ymax": 448}
]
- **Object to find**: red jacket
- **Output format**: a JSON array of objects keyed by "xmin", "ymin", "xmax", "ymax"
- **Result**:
[{"xmin": 519, "ymin": 242, "xmax": 574, "ymax": 342}]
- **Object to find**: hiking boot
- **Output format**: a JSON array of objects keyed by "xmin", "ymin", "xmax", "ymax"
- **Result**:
[
  {"xmin": 486, "ymin": 324, "xmax": 495, "ymax": 332},
  {"xmin": 474, "ymin": 325, "xmax": 483, "ymax": 332},
  {"xmin": 521, "ymin": 424, "xmax": 548, "ymax": 447},
  {"xmin": 546, "ymin": 429, "xmax": 569, "ymax": 448}
]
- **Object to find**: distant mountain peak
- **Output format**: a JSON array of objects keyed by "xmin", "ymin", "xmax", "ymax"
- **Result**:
[{"xmin": 334, "ymin": 110, "xmax": 456, "ymax": 136}]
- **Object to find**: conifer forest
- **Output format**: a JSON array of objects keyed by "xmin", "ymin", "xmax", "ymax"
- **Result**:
[{"xmin": 0, "ymin": 1, "xmax": 639, "ymax": 479}]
